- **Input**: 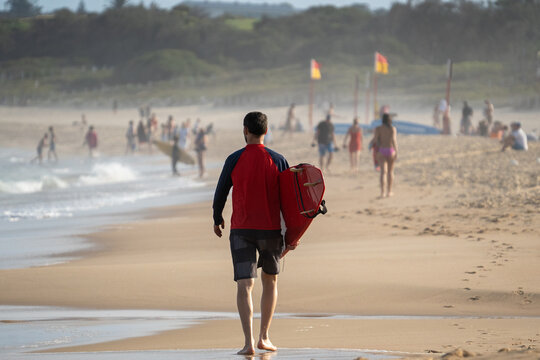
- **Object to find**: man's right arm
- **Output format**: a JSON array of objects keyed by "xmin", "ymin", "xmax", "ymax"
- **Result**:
[
  {"xmin": 212, "ymin": 150, "xmax": 243, "ymax": 235},
  {"xmin": 213, "ymin": 158, "xmax": 233, "ymax": 226}
]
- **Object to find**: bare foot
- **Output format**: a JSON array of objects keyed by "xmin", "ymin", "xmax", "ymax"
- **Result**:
[
  {"xmin": 257, "ymin": 339, "xmax": 277, "ymax": 352},
  {"xmin": 387, "ymin": 192, "xmax": 394, "ymax": 197},
  {"xmin": 237, "ymin": 345, "xmax": 255, "ymax": 355}
]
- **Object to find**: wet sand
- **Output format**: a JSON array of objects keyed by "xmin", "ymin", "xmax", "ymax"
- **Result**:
[{"xmin": 0, "ymin": 105, "xmax": 539, "ymax": 359}]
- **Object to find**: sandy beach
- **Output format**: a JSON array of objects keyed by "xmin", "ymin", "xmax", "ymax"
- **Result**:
[{"xmin": 0, "ymin": 105, "xmax": 539, "ymax": 359}]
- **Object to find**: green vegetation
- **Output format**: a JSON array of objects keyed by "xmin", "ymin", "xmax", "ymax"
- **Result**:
[
  {"xmin": 0, "ymin": 0, "xmax": 538, "ymax": 107},
  {"xmin": 115, "ymin": 49, "xmax": 221, "ymax": 83},
  {"xmin": 224, "ymin": 17, "xmax": 257, "ymax": 31},
  {"xmin": 3, "ymin": 0, "xmax": 41, "ymax": 18}
]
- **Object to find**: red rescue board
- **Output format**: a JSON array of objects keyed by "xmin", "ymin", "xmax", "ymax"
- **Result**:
[{"xmin": 279, "ymin": 164, "xmax": 326, "ymax": 257}]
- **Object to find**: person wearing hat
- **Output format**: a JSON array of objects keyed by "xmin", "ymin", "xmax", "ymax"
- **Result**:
[{"xmin": 502, "ymin": 122, "xmax": 528, "ymax": 151}]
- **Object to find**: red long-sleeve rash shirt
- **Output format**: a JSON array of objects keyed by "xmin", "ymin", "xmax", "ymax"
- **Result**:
[{"xmin": 213, "ymin": 144, "xmax": 289, "ymax": 230}]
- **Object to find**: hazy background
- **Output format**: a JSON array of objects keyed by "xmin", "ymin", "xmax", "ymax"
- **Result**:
[
  {"xmin": 1, "ymin": 0, "xmax": 538, "ymax": 110},
  {"xmin": 34, "ymin": 0, "xmax": 406, "ymax": 12}
]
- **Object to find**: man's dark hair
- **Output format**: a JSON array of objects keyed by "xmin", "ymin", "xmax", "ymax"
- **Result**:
[{"xmin": 243, "ymin": 111, "xmax": 267, "ymax": 136}]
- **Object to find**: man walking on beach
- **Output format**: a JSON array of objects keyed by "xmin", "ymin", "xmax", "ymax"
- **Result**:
[
  {"xmin": 212, "ymin": 111, "xmax": 293, "ymax": 355},
  {"xmin": 313, "ymin": 115, "xmax": 338, "ymax": 173}
]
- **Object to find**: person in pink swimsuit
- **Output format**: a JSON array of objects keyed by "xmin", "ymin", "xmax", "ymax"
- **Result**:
[{"xmin": 371, "ymin": 113, "xmax": 398, "ymax": 198}]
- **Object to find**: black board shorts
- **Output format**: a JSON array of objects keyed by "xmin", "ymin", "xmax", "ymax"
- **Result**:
[{"xmin": 229, "ymin": 229, "xmax": 284, "ymax": 281}]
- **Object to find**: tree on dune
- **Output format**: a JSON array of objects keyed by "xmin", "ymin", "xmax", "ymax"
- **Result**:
[
  {"xmin": 77, "ymin": 0, "xmax": 86, "ymax": 14},
  {"xmin": 4, "ymin": 0, "xmax": 41, "ymax": 18},
  {"xmin": 109, "ymin": 0, "xmax": 130, "ymax": 9}
]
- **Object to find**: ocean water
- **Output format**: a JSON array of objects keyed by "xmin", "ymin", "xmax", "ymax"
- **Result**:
[
  {"xmin": 0, "ymin": 306, "xmax": 403, "ymax": 360},
  {"xmin": 0, "ymin": 148, "xmax": 213, "ymax": 269}
]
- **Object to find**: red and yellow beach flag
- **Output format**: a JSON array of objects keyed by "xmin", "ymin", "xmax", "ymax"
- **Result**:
[
  {"xmin": 311, "ymin": 59, "xmax": 321, "ymax": 80},
  {"xmin": 374, "ymin": 52, "xmax": 388, "ymax": 74}
]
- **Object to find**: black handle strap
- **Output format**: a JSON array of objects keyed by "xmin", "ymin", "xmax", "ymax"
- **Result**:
[{"xmin": 304, "ymin": 199, "xmax": 327, "ymax": 219}]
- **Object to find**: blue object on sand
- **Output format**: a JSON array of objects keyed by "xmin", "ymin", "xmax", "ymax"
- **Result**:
[
  {"xmin": 332, "ymin": 123, "xmax": 372, "ymax": 135},
  {"xmin": 333, "ymin": 120, "xmax": 440, "ymax": 135}
]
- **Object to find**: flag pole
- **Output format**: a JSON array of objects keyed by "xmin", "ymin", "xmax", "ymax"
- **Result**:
[
  {"xmin": 445, "ymin": 58, "xmax": 452, "ymax": 107},
  {"xmin": 364, "ymin": 71, "xmax": 371, "ymax": 125},
  {"xmin": 353, "ymin": 74, "xmax": 359, "ymax": 119},
  {"xmin": 308, "ymin": 77, "xmax": 314, "ymax": 130},
  {"xmin": 373, "ymin": 52, "xmax": 379, "ymax": 120},
  {"xmin": 443, "ymin": 59, "xmax": 453, "ymax": 135},
  {"xmin": 373, "ymin": 72, "xmax": 378, "ymax": 120}
]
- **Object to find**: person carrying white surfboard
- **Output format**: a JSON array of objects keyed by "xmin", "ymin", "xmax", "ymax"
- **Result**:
[{"xmin": 212, "ymin": 111, "xmax": 294, "ymax": 355}]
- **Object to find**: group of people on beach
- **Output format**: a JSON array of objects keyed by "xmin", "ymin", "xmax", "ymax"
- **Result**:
[
  {"xmin": 125, "ymin": 108, "xmax": 210, "ymax": 178},
  {"xmin": 312, "ymin": 107, "xmax": 397, "ymax": 198},
  {"xmin": 432, "ymin": 99, "xmax": 530, "ymax": 151},
  {"xmin": 31, "ymin": 107, "xmax": 210, "ymax": 178},
  {"xmin": 171, "ymin": 118, "xmax": 209, "ymax": 178},
  {"xmin": 31, "ymin": 126, "xmax": 57, "ymax": 164},
  {"xmin": 32, "ymin": 122, "xmax": 99, "ymax": 163}
]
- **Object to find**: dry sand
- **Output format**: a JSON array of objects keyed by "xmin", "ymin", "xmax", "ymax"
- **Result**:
[{"xmin": 0, "ymin": 105, "xmax": 539, "ymax": 359}]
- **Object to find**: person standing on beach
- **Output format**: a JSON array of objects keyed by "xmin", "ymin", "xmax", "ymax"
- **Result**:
[
  {"xmin": 31, "ymin": 133, "xmax": 48, "ymax": 164},
  {"xmin": 166, "ymin": 115, "xmax": 175, "ymax": 141},
  {"xmin": 48, "ymin": 126, "xmax": 58, "ymax": 162},
  {"xmin": 313, "ymin": 115, "xmax": 338, "ymax": 173},
  {"xmin": 282, "ymin": 103, "xmax": 296, "ymax": 136},
  {"xmin": 83, "ymin": 125, "xmax": 98, "ymax": 157},
  {"xmin": 171, "ymin": 135, "xmax": 180, "ymax": 175},
  {"xmin": 137, "ymin": 120, "xmax": 147, "ymax": 150},
  {"xmin": 125, "ymin": 120, "xmax": 136, "ymax": 154},
  {"xmin": 213, "ymin": 111, "xmax": 292, "ymax": 355},
  {"xmin": 178, "ymin": 121, "xmax": 190, "ymax": 150},
  {"xmin": 484, "ymin": 100, "xmax": 494, "ymax": 127},
  {"xmin": 342, "ymin": 117, "xmax": 363, "ymax": 173},
  {"xmin": 371, "ymin": 113, "xmax": 398, "ymax": 198},
  {"xmin": 194, "ymin": 127, "xmax": 207, "ymax": 178},
  {"xmin": 460, "ymin": 101, "xmax": 473, "ymax": 135},
  {"xmin": 442, "ymin": 105, "xmax": 452, "ymax": 135}
]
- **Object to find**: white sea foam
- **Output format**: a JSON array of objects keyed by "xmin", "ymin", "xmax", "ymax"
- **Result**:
[
  {"xmin": 41, "ymin": 175, "xmax": 69, "ymax": 190},
  {"xmin": 1, "ymin": 149, "xmax": 212, "ymax": 269},
  {"xmin": 77, "ymin": 162, "xmax": 137, "ymax": 186},
  {"xmin": 0, "ymin": 179, "xmax": 42, "ymax": 194},
  {"xmin": 3, "ymin": 209, "xmax": 74, "ymax": 221},
  {"xmin": 8, "ymin": 156, "xmax": 26, "ymax": 163},
  {"xmin": 0, "ymin": 175, "xmax": 68, "ymax": 194}
]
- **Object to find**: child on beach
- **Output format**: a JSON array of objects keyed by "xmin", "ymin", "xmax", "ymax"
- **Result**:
[{"xmin": 31, "ymin": 133, "xmax": 48, "ymax": 164}]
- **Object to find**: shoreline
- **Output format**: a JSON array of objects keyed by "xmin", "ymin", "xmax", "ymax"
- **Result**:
[
  {"xmin": 1, "ymin": 177, "xmax": 539, "ymax": 357},
  {"xmin": 1, "ymin": 106, "xmax": 539, "ymax": 359},
  {"xmin": 3, "ymin": 302, "xmax": 539, "ymax": 357}
]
